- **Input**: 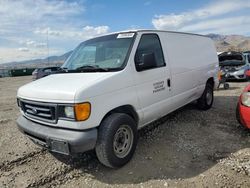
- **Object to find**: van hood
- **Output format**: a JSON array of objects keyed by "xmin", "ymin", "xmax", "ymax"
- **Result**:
[{"xmin": 17, "ymin": 72, "xmax": 116, "ymax": 103}]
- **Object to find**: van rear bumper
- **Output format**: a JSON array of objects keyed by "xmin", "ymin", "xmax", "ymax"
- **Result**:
[{"xmin": 16, "ymin": 116, "xmax": 97, "ymax": 155}]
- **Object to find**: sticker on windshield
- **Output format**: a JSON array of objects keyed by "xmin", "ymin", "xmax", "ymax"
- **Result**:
[{"xmin": 117, "ymin": 33, "xmax": 135, "ymax": 38}]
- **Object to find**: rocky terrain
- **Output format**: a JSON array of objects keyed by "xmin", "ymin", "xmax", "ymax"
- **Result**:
[
  {"xmin": 0, "ymin": 76, "xmax": 249, "ymax": 188},
  {"xmin": 206, "ymin": 34, "xmax": 250, "ymax": 52}
]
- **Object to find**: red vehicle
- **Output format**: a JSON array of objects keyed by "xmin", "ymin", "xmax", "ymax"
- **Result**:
[{"xmin": 236, "ymin": 83, "xmax": 250, "ymax": 129}]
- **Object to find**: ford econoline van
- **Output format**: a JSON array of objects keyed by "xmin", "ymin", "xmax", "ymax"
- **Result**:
[{"xmin": 17, "ymin": 30, "xmax": 219, "ymax": 168}]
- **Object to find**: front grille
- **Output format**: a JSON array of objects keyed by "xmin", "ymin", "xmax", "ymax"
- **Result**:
[
  {"xmin": 227, "ymin": 75, "xmax": 235, "ymax": 79},
  {"xmin": 20, "ymin": 100, "xmax": 57, "ymax": 123}
]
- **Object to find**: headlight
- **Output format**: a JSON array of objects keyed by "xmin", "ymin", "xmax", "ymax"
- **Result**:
[
  {"xmin": 235, "ymin": 69, "xmax": 245, "ymax": 75},
  {"xmin": 64, "ymin": 106, "xmax": 75, "ymax": 118},
  {"xmin": 241, "ymin": 92, "xmax": 250, "ymax": 107},
  {"xmin": 61, "ymin": 102, "xmax": 91, "ymax": 121}
]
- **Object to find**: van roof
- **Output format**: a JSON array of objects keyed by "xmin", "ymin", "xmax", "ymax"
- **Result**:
[{"xmin": 105, "ymin": 29, "xmax": 206, "ymax": 38}]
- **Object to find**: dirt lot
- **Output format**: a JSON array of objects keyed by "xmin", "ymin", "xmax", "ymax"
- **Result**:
[{"xmin": 0, "ymin": 76, "xmax": 249, "ymax": 188}]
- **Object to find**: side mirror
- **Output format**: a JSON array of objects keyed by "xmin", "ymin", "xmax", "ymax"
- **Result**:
[{"xmin": 136, "ymin": 53, "xmax": 157, "ymax": 71}]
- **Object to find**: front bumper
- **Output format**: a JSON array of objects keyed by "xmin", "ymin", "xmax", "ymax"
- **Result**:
[
  {"xmin": 227, "ymin": 71, "xmax": 246, "ymax": 80},
  {"xmin": 17, "ymin": 115, "xmax": 97, "ymax": 155},
  {"xmin": 238, "ymin": 103, "xmax": 250, "ymax": 129}
]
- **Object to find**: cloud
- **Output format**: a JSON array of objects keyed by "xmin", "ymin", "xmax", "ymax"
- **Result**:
[
  {"xmin": 20, "ymin": 40, "xmax": 47, "ymax": 48},
  {"xmin": 181, "ymin": 16, "xmax": 250, "ymax": 34},
  {"xmin": 0, "ymin": 0, "xmax": 84, "ymax": 24},
  {"xmin": 18, "ymin": 47, "xmax": 29, "ymax": 52},
  {"xmin": 25, "ymin": 40, "xmax": 35, "ymax": 46},
  {"xmin": 82, "ymin": 26, "xmax": 109, "ymax": 35},
  {"xmin": 0, "ymin": 1, "xmax": 110, "ymax": 64},
  {"xmin": 34, "ymin": 43, "xmax": 47, "ymax": 48},
  {"xmin": 0, "ymin": 1, "xmax": 85, "ymax": 41},
  {"xmin": 0, "ymin": 24, "xmax": 109, "ymax": 63},
  {"xmin": 34, "ymin": 26, "xmax": 109, "ymax": 40},
  {"xmin": 152, "ymin": 0, "xmax": 250, "ymax": 34},
  {"xmin": 34, "ymin": 28, "xmax": 62, "ymax": 36},
  {"xmin": 0, "ymin": 47, "xmax": 62, "ymax": 63}
]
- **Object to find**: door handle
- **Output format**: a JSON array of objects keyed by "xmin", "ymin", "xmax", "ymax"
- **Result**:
[{"xmin": 167, "ymin": 78, "xmax": 171, "ymax": 87}]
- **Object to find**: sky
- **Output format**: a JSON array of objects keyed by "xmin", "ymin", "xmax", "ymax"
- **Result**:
[{"xmin": 1, "ymin": 0, "xmax": 250, "ymax": 64}]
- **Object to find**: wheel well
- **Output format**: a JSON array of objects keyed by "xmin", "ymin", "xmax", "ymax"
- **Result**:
[
  {"xmin": 206, "ymin": 77, "xmax": 214, "ymax": 88},
  {"xmin": 101, "ymin": 105, "xmax": 139, "ymax": 126}
]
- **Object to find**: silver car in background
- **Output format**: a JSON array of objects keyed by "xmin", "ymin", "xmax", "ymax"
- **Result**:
[{"xmin": 219, "ymin": 51, "xmax": 250, "ymax": 81}]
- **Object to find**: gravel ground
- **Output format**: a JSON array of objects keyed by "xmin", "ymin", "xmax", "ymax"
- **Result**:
[{"xmin": 0, "ymin": 76, "xmax": 249, "ymax": 188}]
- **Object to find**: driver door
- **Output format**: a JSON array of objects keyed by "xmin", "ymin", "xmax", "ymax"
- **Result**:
[{"xmin": 133, "ymin": 33, "xmax": 172, "ymax": 126}]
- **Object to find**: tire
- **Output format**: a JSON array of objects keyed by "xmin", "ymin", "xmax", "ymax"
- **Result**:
[
  {"xmin": 197, "ymin": 83, "xmax": 214, "ymax": 110},
  {"xmin": 95, "ymin": 113, "xmax": 138, "ymax": 168},
  {"xmin": 224, "ymin": 83, "xmax": 229, "ymax": 90},
  {"xmin": 247, "ymin": 76, "xmax": 250, "ymax": 82}
]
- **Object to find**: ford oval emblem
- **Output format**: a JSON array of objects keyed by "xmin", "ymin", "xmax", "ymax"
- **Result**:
[{"xmin": 31, "ymin": 107, "xmax": 38, "ymax": 114}]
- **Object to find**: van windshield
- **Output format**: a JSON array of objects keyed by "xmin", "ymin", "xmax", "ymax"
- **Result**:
[{"xmin": 62, "ymin": 33, "xmax": 135, "ymax": 72}]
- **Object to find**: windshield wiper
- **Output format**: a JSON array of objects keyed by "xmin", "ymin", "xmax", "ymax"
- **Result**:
[
  {"xmin": 54, "ymin": 67, "xmax": 69, "ymax": 73},
  {"xmin": 59, "ymin": 67, "xmax": 68, "ymax": 72},
  {"xmin": 75, "ymin": 65, "xmax": 109, "ymax": 72}
]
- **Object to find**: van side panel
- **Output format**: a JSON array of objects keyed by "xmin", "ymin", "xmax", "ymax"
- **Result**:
[{"xmin": 163, "ymin": 33, "xmax": 218, "ymax": 108}]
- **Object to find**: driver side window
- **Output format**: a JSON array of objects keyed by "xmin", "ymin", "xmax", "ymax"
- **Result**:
[{"xmin": 135, "ymin": 34, "xmax": 165, "ymax": 71}]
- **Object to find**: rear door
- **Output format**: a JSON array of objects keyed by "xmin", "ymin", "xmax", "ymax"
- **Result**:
[{"xmin": 133, "ymin": 33, "xmax": 172, "ymax": 126}]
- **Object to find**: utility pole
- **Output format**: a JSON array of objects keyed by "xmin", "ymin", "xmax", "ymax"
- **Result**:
[{"xmin": 47, "ymin": 28, "xmax": 50, "ymax": 66}]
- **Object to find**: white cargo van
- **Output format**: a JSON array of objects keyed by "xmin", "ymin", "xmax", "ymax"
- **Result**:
[{"xmin": 17, "ymin": 30, "xmax": 219, "ymax": 168}]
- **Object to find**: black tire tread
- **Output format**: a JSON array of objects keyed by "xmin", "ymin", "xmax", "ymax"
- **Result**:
[
  {"xmin": 197, "ymin": 83, "xmax": 214, "ymax": 110},
  {"xmin": 95, "ymin": 114, "xmax": 117, "ymax": 168},
  {"xmin": 95, "ymin": 113, "xmax": 137, "ymax": 168}
]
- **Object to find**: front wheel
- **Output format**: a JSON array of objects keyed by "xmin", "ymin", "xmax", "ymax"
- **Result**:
[
  {"xmin": 95, "ymin": 113, "xmax": 138, "ymax": 168},
  {"xmin": 224, "ymin": 83, "xmax": 229, "ymax": 90},
  {"xmin": 197, "ymin": 83, "xmax": 214, "ymax": 110}
]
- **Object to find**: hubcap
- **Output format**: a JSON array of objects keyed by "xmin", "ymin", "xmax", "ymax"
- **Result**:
[
  {"xmin": 206, "ymin": 90, "xmax": 213, "ymax": 105},
  {"xmin": 113, "ymin": 125, "xmax": 133, "ymax": 158}
]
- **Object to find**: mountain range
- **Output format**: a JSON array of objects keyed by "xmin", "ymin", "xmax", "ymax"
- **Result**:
[
  {"xmin": 0, "ymin": 51, "xmax": 72, "ymax": 69},
  {"xmin": 206, "ymin": 34, "xmax": 250, "ymax": 52},
  {"xmin": 1, "ymin": 33, "xmax": 250, "ymax": 69}
]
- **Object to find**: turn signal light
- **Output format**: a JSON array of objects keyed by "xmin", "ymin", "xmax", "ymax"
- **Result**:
[{"xmin": 74, "ymin": 103, "xmax": 91, "ymax": 121}]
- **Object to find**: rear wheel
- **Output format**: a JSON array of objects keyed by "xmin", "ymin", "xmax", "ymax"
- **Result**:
[
  {"xmin": 95, "ymin": 113, "xmax": 138, "ymax": 168},
  {"xmin": 197, "ymin": 83, "xmax": 214, "ymax": 110}
]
